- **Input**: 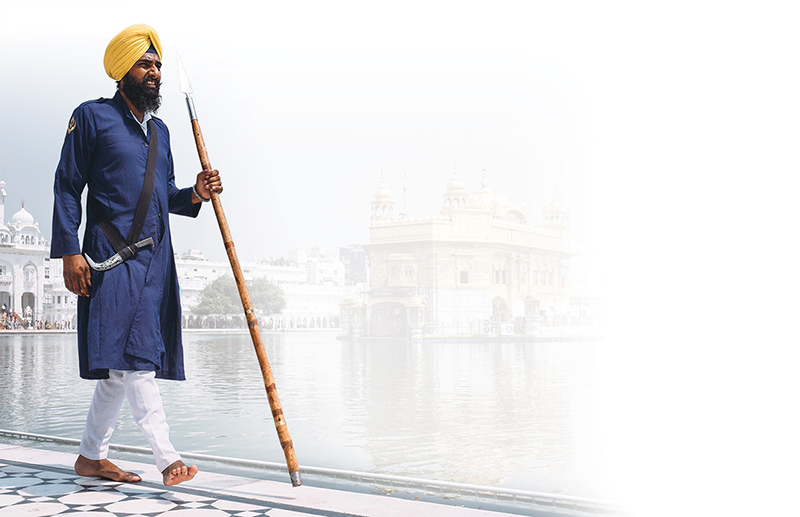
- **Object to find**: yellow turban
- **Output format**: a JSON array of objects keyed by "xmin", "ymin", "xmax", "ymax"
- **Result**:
[{"xmin": 103, "ymin": 24, "xmax": 163, "ymax": 81}]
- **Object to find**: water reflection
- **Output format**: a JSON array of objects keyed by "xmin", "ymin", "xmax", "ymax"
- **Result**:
[
  {"xmin": 0, "ymin": 332, "xmax": 607, "ymax": 497},
  {"xmin": 343, "ymin": 340, "xmax": 589, "ymax": 490}
]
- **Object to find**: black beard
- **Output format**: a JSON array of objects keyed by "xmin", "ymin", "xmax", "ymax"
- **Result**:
[{"xmin": 119, "ymin": 74, "xmax": 161, "ymax": 114}]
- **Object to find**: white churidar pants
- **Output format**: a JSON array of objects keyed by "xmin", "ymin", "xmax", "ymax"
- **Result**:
[{"xmin": 79, "ymin": 369, "xmax": 180, "ymax": 472}]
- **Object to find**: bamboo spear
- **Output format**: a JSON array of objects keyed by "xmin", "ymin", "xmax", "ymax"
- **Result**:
[{"xmin": 176, "ymin": 54, "xmax": 302, "ymax": 487}]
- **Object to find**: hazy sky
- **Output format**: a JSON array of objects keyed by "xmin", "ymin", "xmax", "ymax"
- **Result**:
[
  {"xmin": 3, "ymin": 1, "xmax": 793, "ymax": 268},
  {"xmin": 1, "ymin": 2, "xmax": 798, "ymax": 515},
  {"xmin": 1, "ymin": 0, "xmax": 600, "ymax": 263}
]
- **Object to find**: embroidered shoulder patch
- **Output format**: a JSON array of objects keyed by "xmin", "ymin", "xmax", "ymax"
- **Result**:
[{"xmin": 67, "ymin": 116, "xmax": 76, "ymax": 134}]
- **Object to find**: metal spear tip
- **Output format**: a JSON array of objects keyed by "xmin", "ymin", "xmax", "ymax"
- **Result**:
[{"xmin": 176, "ymin": 53, "xmax": 193, "ymax": 95}]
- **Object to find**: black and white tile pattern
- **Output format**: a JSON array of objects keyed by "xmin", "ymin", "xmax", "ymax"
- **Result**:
[{"xmin": 0, "ymin": 461, "xmax": 317, "ymax": 516}]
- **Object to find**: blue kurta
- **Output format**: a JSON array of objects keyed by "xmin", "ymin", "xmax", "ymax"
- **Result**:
[{"xmin": 51, "ymin": 91, "xmax": 201, "ymax": 381}]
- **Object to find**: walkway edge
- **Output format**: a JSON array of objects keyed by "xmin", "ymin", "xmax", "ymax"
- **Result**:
[
  {"xmin": 0, "ymin": 442, "xmax": 531, "ymax": 517},
  {"xmin": 0, "ymin": 428, "xmax": 625, "ymax": 512}
]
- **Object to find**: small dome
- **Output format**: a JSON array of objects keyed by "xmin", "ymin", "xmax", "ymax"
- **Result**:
[
  {"xmin": 445, "ymin": 174, "xmax": 466, "ymax": 195},
  {"xmin": 373, "ymin": 183, "xmax": 393, "ymax": 202},
  {"xmin": 463, "ymin": 178, "xmax": 527, "ymax": 223},
  {"xmin": 466, "ymin": 180, "xmax": 499, "ymax": 210},
  {"xmin": 11, "ymin": 205, "xmax": 35, "ymax": 228}
]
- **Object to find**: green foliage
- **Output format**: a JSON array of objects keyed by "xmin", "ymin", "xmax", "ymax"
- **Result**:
[
  {"xmin": 191, "ymin": 275, "xmax": 239, "ymax": 315},
  {"xmin": 192, "ymin": 275, "xmax": 286, "ymax": 316},
  {"xmin": 248, "ymin": 277, "xmax": 286, "ymax": 314}
]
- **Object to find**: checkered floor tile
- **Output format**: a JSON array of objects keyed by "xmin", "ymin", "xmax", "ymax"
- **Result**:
[{"xmin": 0, "ymin": 461, "xmax": 287, "ymax": 516}]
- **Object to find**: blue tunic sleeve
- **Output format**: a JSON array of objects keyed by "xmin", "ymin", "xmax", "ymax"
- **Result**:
[{"xmin": 51, "ymin": 105, "xmax": 96, "ymax": 258}]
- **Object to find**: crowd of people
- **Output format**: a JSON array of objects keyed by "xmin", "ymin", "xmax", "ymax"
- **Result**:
[
  {"xmin": 0, "ymin": 303, "xmax": 74, "ymax": 330},
  {"xmin": 182, "ymin": 314, "xmax": 340, "ymax": 330}
]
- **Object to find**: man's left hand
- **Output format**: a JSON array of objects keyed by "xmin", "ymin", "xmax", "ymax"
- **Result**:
[{"xmin": 193, "ymin": 169, "xmax": 222, "ymax": 202}]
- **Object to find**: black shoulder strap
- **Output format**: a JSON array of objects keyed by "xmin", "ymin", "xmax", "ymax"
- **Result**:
[
  {"xmin": 93, "ymin": 119, "xmax": 158, "ymax": 261},
  {"xmin": 127, "ymin": 120, "xmax": 158, "ymax": 244}
]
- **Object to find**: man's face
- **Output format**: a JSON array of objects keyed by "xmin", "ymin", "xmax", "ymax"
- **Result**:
[{"xmin": 120, "ymin": 52, "xmax": 162, "ymax": 113}]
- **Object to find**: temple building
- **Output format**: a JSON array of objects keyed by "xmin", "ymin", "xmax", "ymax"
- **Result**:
[
  {"xmin": 341, "ymin": 175, "xmax": 573, "ymax": 338},
  {"xmin": 0, "ymin": 180, "xmax": 75, "ymax": 327},
  {"xmin": 0, "ymin": 178, "xmax": 347, "ymax": 331}
]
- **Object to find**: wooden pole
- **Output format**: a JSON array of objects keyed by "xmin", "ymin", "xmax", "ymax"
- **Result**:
[{"xmin": 189, "ymin": 118, "xmax": 302, "ymax": 487}]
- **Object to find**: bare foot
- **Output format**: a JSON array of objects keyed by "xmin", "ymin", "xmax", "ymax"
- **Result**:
[
  {"xmin": 74, "ymin": 455, "xmax": 142, "ymax": 483},
  {"xmin": 162, "ymin": 460, "xmax": 198, "ymax": 486}
]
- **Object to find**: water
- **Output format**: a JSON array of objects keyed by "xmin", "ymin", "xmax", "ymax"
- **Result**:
[{"xmin": 0, "ymin": 331, "xmax": 613, "ymax": 500}]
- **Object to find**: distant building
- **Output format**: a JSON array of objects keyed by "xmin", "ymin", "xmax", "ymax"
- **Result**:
[
  {"xmin": 291, "ymin": 246, "xmax": 346, "ymax": 286},
  {"xmin": 175, "ymin": 245, "xmax": 346, "ymax": 329},
  {"xmin": 341, "ymin": 175, "xmax": 573, "ymax": 338},
  {"xmin": 0, "ymin": 180, "xmax": 76, "ymax": 327},
  {"xmin": 0, "ymin": 180, "xmax": 348, "ymax": 331},
  {"xmin": 339, "ymin": 245, "xmax": 369, "ymax": 286}
]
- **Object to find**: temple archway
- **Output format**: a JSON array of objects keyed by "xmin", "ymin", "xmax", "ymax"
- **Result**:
[
  {"xmin": 22, "ymin": 292, "xmax": 36, "ymax": 322},
  {"xmin": 369, "ymin": 302, "xmax": 408, "ymax": 337},
  {"xmin": 492, "ymin": 296, "xmax": 509, "ymax": 323}
]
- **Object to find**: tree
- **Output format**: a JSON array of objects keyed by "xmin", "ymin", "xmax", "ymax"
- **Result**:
[
  {"xmin": 248, "ymin": 277, "xmax": 286, "ymax": 315},
  {"xmin": 192, "ymin": 275, "xmax": 286, "ymax": 316}
]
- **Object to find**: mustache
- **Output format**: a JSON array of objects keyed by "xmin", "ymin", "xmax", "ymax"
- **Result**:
[
  {"xmin": 144, "ymin": 76, "xmax": 162, "ymax": 88},
  {"xmin": 120, "ymin": 73, "xmax": 162, "ymax": 113}
]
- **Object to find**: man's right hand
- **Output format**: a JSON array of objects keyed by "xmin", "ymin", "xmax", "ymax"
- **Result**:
[{"xmin": 63, "ymin": 254, "xmax": 92, "ymax": 297}]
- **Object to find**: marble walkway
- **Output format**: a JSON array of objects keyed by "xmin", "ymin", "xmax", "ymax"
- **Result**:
[{"xmin": 0, "ymin": 443, "xmax": 526, "ymax": 517}]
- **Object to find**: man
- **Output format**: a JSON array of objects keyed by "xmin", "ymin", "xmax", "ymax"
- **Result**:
[{"xmin": 51, "ymin": 24, "xmax": 222, "ymax": 486}]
